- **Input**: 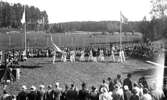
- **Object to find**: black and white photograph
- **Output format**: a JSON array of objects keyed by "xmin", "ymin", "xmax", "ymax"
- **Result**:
[{"xmin": 0, "ymin": 0, "xmax": 167, "ymax": 100}]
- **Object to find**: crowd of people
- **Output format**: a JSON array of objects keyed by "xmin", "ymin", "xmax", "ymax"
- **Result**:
[
  {"xmin": 0, "ymin": 41, "xmax": 161, "ymax": 65},
  {"xmin": 0, "ymin": 74, "xmax": 166, "ymax": 100}
]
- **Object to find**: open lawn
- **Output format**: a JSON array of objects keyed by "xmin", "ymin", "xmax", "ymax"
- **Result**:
[{"xmin": 0, "ymin": 57, "xmax": 156, "ymax": 95}]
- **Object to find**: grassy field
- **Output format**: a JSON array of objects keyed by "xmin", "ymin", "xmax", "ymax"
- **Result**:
[
  {"xmin": 0, "ymin": 32, "xmax": 142, "ymax": 50},
  {"xmin": 0, "ymin": 57, "xmax": 156, "ymax": 95}
]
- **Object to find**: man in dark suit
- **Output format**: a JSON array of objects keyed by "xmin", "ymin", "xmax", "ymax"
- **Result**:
[
  {"xmin": 27, "ymin": 86, "xmax": 38, "ymax": 100},
  {"xmin": 36, "ymin": 85, "xmax": 46, "ymax": 100},
  {"xmin": 123, "ymin": 74, "xmax": 132, "ymax": 91},
  {"xmin": 45, "ymin": 85, "xmax": 54, "ymax": 100},
  {"xmin": 78, "ymin": 82, "xmax": 89, "ymax": 100},
  {"xmin": 17, "ymin": 85, "xmax": 28, "ymax": 100},
  {"xmin": 66, "ymin": 83, "xmax": 78, "ymax": 100}
]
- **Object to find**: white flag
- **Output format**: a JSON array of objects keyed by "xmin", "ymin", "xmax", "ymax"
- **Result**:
[
  {"xmin": 120, "ymin": 12, "xmax": 128, "ymax": 24},
  {"xmin": 51, "ymin": 35, "xmax": 63, "ymax": 53},
  {"xmin": 21, "ymin": 7, "xmax": 25, "ymax": 24}
]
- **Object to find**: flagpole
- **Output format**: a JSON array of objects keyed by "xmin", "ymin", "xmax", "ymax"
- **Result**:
[
  {"xmin": 120, "ymin": 11, "xmax": 122, "ymax": 50},
  {"xmin": 24, "ymin": 6, "xmax": 27, "ymax": 56}
]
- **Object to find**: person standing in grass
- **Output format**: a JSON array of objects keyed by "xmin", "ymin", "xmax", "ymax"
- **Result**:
[
  {"xmin": 52, "ymin": 50, "xmax": 56, "ymax": 64},
  {"xmin": 80, "ymin": 49, "xmax": 85, "ymax": 62},
  {"xmin": 123, "ymin": 74, "xmax": 132, "ymax": 91},
  {"xmin": 111, "ymin": 46, "xmax": 116, "ymax": 62}
]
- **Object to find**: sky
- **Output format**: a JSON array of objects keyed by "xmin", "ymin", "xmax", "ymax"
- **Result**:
[{"xmin": 4, "ymin": 0, "xmax": 152, "ymax": 23}]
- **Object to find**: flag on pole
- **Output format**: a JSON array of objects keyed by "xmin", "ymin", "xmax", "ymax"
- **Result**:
[
  {"xmin": 51, "ymin": 35, "xmax": 63, "ymax": 53},
  {"xmin": 21, "ymin": 7, "xmax": 25, "ymax": 24},
  {"xmin": 120, "ymin": 12, "xmax": 128, "ymax": 24}
]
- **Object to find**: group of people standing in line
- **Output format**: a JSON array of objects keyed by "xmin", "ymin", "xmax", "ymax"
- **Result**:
[
  {"xmin": 52, "ymin": 46, "xmax": 126, "ymax": 64},
  {"xmin": 1, "ymin": 73, "xmax": 166, "ymax": 100}
]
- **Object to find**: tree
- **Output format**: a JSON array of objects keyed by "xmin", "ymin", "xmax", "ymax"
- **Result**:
[
  {"xmin": 150, "ymin": 0, "xmax": 167, "ymax": 18},
  {"xmin": 150, "ymin": 0, "xmax": 167, "ymax": 40}
]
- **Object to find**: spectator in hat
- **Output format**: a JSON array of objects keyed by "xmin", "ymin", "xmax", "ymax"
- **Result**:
[
  {"xmin": 36, "ymin": 85, "xmax": 46, "ymax": 100},
  {"xmin": 133, "ymin": 82, "xmax": 141, "ymax": 96},
  {"xmin": 45, "ymin": 85, "xmax": 54, "ymax": 100},
  {"xmin": 138, "ymin": 76, "xmax": 148, "ymax": 89},
  {"xmin": 114, "ymin": 74, "xmax": 123, "ymax": 87},
  {"xmin": 17, "ymin": 85, "xmax": 28, "ymax": 100},
  {"xmin": 89, "ymin": 86, "xmax": 98, "ymax": 100},
  {"xmin": 123, "ymin": 85, "xmax": 132, "ymax": 100},
  {"xmin": 101, "ymin": 79, "xmax": 109, "ymax": 92},
  {"xmin": 141, "ymin": 88, "xmax": 152, "ymax": 100},
  {"xmin": 112, "ymin": 84, "xmax": 124, "ymax": 100},
  {"xmin": 107, "ymin": 77, "xmax": 115, "ymax": 92},
  {"xmin": 130, "ymin": 88, "xmax": 140, "ymax": 100},
  {"xmin": 53, "ymin": 82, "xmax": 62, "ymax": 100},
  {"xmin": 123, "ymin": 74, "xmax": 133, "ymax": 91},
  {"xmin": 27, "ymin": 85, "xmax": 38, "ymax": 100},
  {"xmin": 99, "ymin": 87, "xmax": 112, "ymax": 100}
]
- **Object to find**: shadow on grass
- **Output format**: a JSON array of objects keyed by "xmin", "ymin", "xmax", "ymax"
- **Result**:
[
  {"xmin": 130, "ymin": 67, "xmax": 167, "ymax": 76},
  {"xmin": 20, "ymin": 65, "xmax": 43, "ymax": 69}
]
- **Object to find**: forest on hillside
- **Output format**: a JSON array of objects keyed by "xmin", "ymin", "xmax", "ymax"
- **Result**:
[
  {"xmin": 50, "ymin": 0, "xmax": 167, "ymax": 41},
  {"xmin": 0, "ymin": 1, "xmax": 49, "ymax": 31}
]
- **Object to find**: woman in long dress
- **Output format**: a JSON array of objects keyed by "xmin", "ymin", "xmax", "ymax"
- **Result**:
[
  {"xmin": 98, "ymin": 49, "xmax": 104, "ymax": 62},
  {"xmin": 111, "ymin": 46, "xmax": 116, "ymax": 62},
  {"xmin": 61, "ymin": 51, "xmax": 67, "ymax": 62},
  {"xmin": 52, "ymin": 50, "xmax": 56, "ymax": 64},
  {"xmin": 88, "ymin": 50, "xmax": 94, "ymax": 62},
  {"xmin": 70, "ymin": 50, "xmax": 75, "ymax": 62},
  {"xmin": 80, "ymin": 49, "xmax": 85, "ymax": 62}
]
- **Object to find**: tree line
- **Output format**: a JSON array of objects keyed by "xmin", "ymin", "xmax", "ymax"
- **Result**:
[
  {"xmin": 49, "ymin": 17, "xmax": 167, "ymax": 41},
  {"xmin": 0, "ymin": 1, "xmax": 49, "ymax": 31},
  {"xmin": 50, "ymin": 21, "xmax": 140, "ymax": 33},
  {"xmin": 50, "ymin": 0, "xmax": 167, "ymax": 41}
]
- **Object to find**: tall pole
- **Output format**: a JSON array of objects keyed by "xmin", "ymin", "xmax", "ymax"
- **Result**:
[
  {"xmin": 120, "ymin": 11, "xmax": 122, "ymax": 50},
  {"xmin": 24, "ymin": 21, "xmax": 27, "ymax": 55},
  {"xmin": 24, "ymin": 6, "xmax": 27, "ymax": 56},
  {"xmin": 9, "ymin": 34, "xmax": 11, "ymax": 49}
]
